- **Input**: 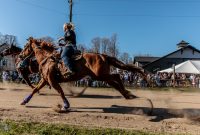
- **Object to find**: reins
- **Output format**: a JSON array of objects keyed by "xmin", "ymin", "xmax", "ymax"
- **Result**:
[{"xmin": 23, "ymin": 51, "xmax": 34, "ymax": 61}]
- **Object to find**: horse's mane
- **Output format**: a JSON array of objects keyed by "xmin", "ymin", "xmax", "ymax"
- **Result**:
[{"xmin": 33, "ymin": 39, "xmax": 56, "ymax": 53}]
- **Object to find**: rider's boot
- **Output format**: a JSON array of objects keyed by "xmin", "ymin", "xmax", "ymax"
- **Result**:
[{"xmin": 63, "ymin": 69, "xmax": 75, "ymax": 78}]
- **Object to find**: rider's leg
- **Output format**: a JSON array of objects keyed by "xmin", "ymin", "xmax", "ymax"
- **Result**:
[{"xmin": 61, "ymin": 46, "xmax": 75, "ymax": 75}]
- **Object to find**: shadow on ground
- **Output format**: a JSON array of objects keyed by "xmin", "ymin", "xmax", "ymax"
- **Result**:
[
  {"xmin": 25, "ymin": 105, "xmax": 52, "ymax": 109},
  {"xmin": 69, "ymin": 105, "xmax": 200, "ymax": 123},
  {"xmin": 38, "ymin": 93, "xmax": 122, "ymax": 99},
  {"xmin": 23, "ymin": 103, "xmax": 200, "ymax": 123},
  {"xmin": 0, "ymin": 88, "xmax": 25, "ymax": 91}
]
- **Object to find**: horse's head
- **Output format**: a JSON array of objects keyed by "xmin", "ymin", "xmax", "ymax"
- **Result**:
[{"xmin": 19, "ymin": 37, "xmax": 35, "ymax": 59}]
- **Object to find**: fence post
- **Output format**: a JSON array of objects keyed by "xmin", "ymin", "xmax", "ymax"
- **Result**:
[{"xmin": 172, "ymin": 64, "xmax": 175, "ymax": 87}]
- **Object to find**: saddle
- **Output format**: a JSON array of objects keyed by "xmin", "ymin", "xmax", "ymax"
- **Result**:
[
  {"xmin": 71, "ymin": 49, "xmax": 82, "ymax": 60},
  {"xmin": 52, "ymin": 49, "xmax": 82, "ymax": 61},
  {"xmin": 39, "ymin": 49, "xmax": 82, "ymax": 80}
]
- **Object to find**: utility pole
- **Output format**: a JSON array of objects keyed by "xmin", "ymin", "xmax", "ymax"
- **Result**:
[{"xmin": 68, "ymin": 0, "xmax": 73, "ymax": 22}]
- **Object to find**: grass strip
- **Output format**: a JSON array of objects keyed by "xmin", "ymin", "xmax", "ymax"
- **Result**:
[{"xmin": 0, "ymin": 120, "xmax": 182, "ymax": 135}]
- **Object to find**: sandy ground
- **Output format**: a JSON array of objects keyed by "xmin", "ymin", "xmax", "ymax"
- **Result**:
[{"xmin": 1, "ymin": 82, "xmax": 200, "ymax": 134}]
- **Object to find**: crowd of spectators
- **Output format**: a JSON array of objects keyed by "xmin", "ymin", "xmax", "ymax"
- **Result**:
[
  {"xmin": 149, "ymin": 72, "xmax": 200, "ymax": 88},
  {"xmin": 1, "ymin": 70, "xmax": 40, "ymax": 84},
  {"xmin": 74, "ymin": 70, "xmax": 200, "ymax": 88},
  {"xmin": 2, "ymin": 70, "xmax": 21, "ymax": 82},
  {"xmin": 1, "ymin": 69, "xmax": 200, "ymax": 88}
]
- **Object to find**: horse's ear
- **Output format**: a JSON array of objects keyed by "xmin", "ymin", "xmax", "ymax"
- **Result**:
[
  {"xmin": 41, "ymin": 41, "xmax": 45, "ymax": 47},
  {"xmin": 27, "ymin": 37, "xmax": 33, "ymax": 41},
  {"xmin": 47, "ymin": 43, "xmax": 52, "ymax": 47}
]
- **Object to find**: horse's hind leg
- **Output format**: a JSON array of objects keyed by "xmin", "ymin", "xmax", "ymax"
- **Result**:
[
  {"xmin": 104, "ymin": 74, "xmax": 137, "ymax": 99},
  {"xmin": 21, "ymin": 78, "xmax": 46, "ymax": 105}
]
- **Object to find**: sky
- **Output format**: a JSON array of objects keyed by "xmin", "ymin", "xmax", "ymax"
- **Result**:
[{"xmin": 1, "ymin": 0, "xmax": 200, "ymax": 57}]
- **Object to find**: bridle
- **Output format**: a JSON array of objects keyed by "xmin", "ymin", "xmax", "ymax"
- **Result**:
[
  {"xmin": 17, "ymin": 40, "xmax": 35, "ymax": 70},
  {"xmin": 19, "ymin": 38, "xmax": 52, "ymax": 66},
  {"xmin": 19, "ymin": 40, "xmax": 34, "ymax": 60}
]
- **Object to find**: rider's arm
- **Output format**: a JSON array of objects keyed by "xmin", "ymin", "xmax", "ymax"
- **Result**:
[
  {"xmin": 58, "ymin": 37, "xmax": 65, "ymax": 46},
  {"xmin": 58, "ymin": 37, "xmax": 64, "ymax": 42}
]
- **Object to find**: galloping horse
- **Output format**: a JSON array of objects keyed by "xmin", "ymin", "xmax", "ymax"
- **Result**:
[{"xmin": 19, "ymin": 37, "xmax": 148, "ymax": 111}]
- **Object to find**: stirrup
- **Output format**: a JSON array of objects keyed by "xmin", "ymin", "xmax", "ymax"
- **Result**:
[{"xmin": 63, "ymin": 71, "xmax": 75, "ymax": 78}]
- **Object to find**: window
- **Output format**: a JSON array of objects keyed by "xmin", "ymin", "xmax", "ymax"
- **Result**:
[{"xmin": 2, "ymin": 59, "xmax": 7, "ymax": 66}]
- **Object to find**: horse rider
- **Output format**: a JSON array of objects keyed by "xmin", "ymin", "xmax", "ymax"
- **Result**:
[{"xmin": 58, "ymin": 23, "xmax": 77, "ymax": 77}]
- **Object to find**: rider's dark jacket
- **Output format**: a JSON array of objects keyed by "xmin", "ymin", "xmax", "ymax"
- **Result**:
[{"xmin": 64, "ymin": 29, "xmax": 76, "ymax": 45}]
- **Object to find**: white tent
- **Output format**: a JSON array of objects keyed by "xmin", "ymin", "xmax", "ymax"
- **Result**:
[{"xmin": 159, "ymin": 60, "xmax": 200, "ymax": 74}]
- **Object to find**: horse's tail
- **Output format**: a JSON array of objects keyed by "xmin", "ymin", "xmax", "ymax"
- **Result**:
[{"xmin": 107, "ymin": 55, "xmax": 146, "ymax": 77}]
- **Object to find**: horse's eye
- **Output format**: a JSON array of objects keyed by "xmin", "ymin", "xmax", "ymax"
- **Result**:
[{"xmin": 19, "ymin": 54, "xmax": 23, "ymax": 58}]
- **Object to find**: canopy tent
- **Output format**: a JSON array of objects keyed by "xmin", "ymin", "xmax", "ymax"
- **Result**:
[{"xmin": 159, "ymin": 60, "xmax": 200, "ymax": 74}]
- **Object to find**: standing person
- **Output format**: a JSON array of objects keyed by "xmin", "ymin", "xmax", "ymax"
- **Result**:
[
  {"xmin": 58, "ymin": 23, "xmax": 77, "ymax": 77},
  {"xmin": 2, "ymin": 70, "xmax": 9, "ymax": 82}
]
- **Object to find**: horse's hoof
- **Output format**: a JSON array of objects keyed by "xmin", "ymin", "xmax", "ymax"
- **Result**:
[
  {"xmin": 130, "ymin": 95, "xmax": 138, "ymax": 99},
  {"xmin": 20, "ymin": 101, "xmax": 26, "ymax": 105},
  {"xmin": 53, "ymin": 104, "xmax": 71, "ymax": 113},
  {"xmin": 54, "ymin": 107, "xmax": 71, "ymax": 113},
  {"xmin": 61, "ymin": 106, "xmax": 70, "ymax": 112},
  {"xmin": 126, "ymin": 95, "xmax": 138, "ymax": 100}
]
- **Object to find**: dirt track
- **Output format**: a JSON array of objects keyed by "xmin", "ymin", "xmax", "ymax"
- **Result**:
[{"xmin": 1, "ymin": 82, "xmax": 200, "ymax": 134}]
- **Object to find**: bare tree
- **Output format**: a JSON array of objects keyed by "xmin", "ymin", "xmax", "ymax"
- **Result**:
[
  {"xmin": 107, "ymin": 33, "xmax": 119, "ymax": 57},
  {"xmin": 101, "ymin": 37, "xmax": 110, "ymax": 54},
  {"xmin": 40, "ymin": 36, "xmax": 55, "ymax": 43},
  {"xmin": 87, "ymin": 48, "xmax": 94, "ymax": 53},
  {"xmin": 91, "ymin": 37, "xmax": 101, "ymax": 53},
  {"xmin": 87, "ymin": 34, "xmax": 120, "ymax": 57},
  {"xmin": 120, "ymin": 52, "xmax": 132, "ymax": 64},
  {"xmin": 0, "ymin": 34, "xmax": 18, "ymax": 46},
  {"xmin": 77, "ymin": 43, "xmax": 87, "ymax": 52}
]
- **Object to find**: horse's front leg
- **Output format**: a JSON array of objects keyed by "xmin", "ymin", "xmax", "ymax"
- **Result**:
[
  {"xmin": 21, "ymin": 78, "xmax": 46, "ymax": 105},
  {"xmin": 49, "ymin": 81, "xmax": 70, "ymax": 111}
]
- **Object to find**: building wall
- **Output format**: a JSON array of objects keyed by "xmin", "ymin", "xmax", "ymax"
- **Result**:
[
  {"xmin": 0, "ymin": 55, "xmax": 17, "ymax": 71},
  {"xmin": 144, "ymin": 58, "xmax": 193, "ymax": 73},
  {"xmin": 144, "ymin": 49, "xmax": 200, "ymax": 73},
  {"xmin": 167, "ymin": 48, "xmax": 200, "ymax": 58}
]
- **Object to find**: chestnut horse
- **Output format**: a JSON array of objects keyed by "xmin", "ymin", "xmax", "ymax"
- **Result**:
[{"xmin": 19, "ymin": 37, "xmax": 148, "ymax": 111}]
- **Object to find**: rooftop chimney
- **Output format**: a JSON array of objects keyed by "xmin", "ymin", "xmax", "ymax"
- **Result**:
[{"xmin": 177, "ymin": 40, "xmax": 189, "ymax": 49}]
